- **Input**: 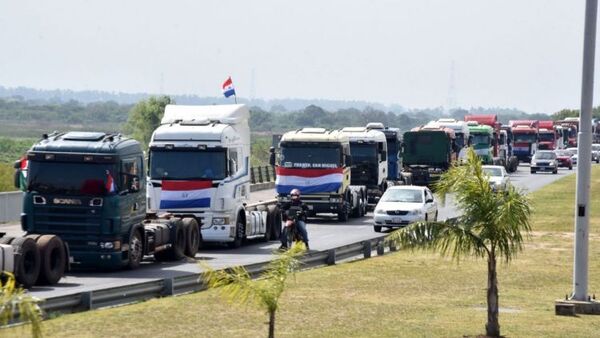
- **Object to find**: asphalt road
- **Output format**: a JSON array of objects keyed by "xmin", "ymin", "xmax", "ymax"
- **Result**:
[{"xmin": 0, "ymin": 163, "xmax": 577, "ymax": 299}]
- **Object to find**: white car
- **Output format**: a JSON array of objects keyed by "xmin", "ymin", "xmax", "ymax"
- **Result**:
[
  {"xmin": 373, "ymin": 186, "xmax": 438, "ymax": 232},
  {"xmin": 482, "ymin": 165, "xmax": 509, "ymax": 191},
  {"xmin": 566, "ymin": 147, "xmax": 578, "ymax": 165}
]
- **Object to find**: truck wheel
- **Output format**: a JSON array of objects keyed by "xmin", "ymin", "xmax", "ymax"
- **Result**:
[
  {"xmin": 351, "ymin": 195, "xmax": 362, "ymax": 218},
  {"xmin": 127, "ymin": 230, "xmax": 143, "ymax": 269},
  {"xmin": 337, "ymin": 206, "xmax": 349, "ymax": 222},
  {"xmin": 0, "ymin": 236, "xmax": 15, "ymax": 245},
  {"xmin": 11, "ymin": 237, "xmax": 40, "ymax": 288},
  {"xmin": 35, "ymin": 235, "xmax": 66, "ymax": 285},
  {"xmin": 374, "ymin": 226, "xmax": 382, "ymax": 233},
  {"xmin": 268, "ymin": 206, "xmax": 282, "ymax": 241},
  {"xmin": 183, "ymin": 218, "xmax": 200, "ymax": 257},
  {"xmin": 227, "ymin": 220, "xmax": 245, "ymax": 249}
]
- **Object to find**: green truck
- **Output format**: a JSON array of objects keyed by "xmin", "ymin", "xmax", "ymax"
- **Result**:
[
  {"xmin": 465, "ymin": 123, "xmax": 495, "ymax": 164},
  {"xmin": 15, "ymin": 131, "xmax": 200, "ymax": 271},
  {"xmin": 401, "ymin": 126, "xmax": 457, "ymax": 186}
]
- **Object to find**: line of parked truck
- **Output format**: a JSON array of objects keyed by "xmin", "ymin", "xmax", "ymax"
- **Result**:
[{"xmin": 2, "ymin": 104, "xmax": 599, "ymax": 288}]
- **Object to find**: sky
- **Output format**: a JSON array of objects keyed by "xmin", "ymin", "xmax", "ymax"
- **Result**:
[{"xmin": 0, "ymin": 0, "xmax": 593, "ymax": 113}]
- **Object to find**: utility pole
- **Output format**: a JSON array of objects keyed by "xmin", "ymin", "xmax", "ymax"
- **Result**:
[{"xmin": 573, "ymin": 0, "xmax": 597, "ymax": 302}]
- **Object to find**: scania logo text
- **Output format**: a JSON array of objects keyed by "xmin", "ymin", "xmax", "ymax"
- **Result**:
[{"xmin": 53, "ymin": 198, "xmax": 82, "ymax": 205}]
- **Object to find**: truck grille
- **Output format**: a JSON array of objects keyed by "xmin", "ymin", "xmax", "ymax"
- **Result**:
[{"xmin": 33, "ymin": 205, "xmax": 102, "ymax": 235}]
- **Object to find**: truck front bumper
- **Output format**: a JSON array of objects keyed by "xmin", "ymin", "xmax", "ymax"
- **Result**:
[{"xmin": 69, "ymin": 250, "xmax": 125, "ymax": 269}]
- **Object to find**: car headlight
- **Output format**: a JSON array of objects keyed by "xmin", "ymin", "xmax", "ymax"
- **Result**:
[
  {"xmin": 212, "ymin": 217, "xmax": 230, "ymax": 225},
  {"xmin": 374, "ymin": 209, "xmax": 386, "ymax": 215},
  {"xmin": 531, "ymin": 162, "xmax": 537, "ymax": 166},
  {"xmin": 408, "ymin": 209, "xmax": 421, "ymax": 216}
]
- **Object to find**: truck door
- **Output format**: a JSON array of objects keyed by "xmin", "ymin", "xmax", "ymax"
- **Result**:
[{"xmin": 120, "ymin": 157, "xmax": 146, "ymax": 231}]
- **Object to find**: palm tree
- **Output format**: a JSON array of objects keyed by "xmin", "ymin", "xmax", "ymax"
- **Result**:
[
  {"xmin": 0, "ymin": 272, "xmax": 43, "ymax": 338},
  {"xmin": 387, "ymin": 148, "xmax": 531, "ymax": 337},
  {"xmin": 202, "ymin": 243, "xmax": 305, "ymax": 338}
]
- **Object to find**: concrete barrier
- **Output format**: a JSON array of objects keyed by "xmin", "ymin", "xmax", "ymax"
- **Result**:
[{"xmin": 0, "ymin": 191, "xmax": 23, "ymax": 223}]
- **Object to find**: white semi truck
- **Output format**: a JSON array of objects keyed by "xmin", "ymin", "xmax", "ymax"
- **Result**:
[
  {"xmin": 273, "ymin": 128, "xmax": 367, "ymax": 221},
  {"xmin": 340, "ymin": 127, "xmax": 388, "ymax": 208},
  {"xmin": 146, "ymin": 104, "xmax": 280, "ymax": 248}
]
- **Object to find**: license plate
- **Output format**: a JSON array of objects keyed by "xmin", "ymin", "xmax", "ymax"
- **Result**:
[{"xmin": 392, "ymin": 217, "xmax": 404, "ymax": 223}]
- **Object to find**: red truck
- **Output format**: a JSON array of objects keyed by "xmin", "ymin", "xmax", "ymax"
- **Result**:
[
  {"xmin": 538, "ymin": 120, "xmax": 557, "ymax": 150},
  {"xmin": 509, "ymin": 120, "xmax": 539, "ymax": 162}
]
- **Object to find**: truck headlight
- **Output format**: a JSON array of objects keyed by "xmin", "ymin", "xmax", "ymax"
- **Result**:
[
  {"xmin": 212, "ymin": 217, "xmax": 230, "ymax": 225},
  {"xmin": 99, "ymin": 241, "xmax": 121, "ymax": 250},
  {"xmin": 329, "ymin": 197, "xmax": 341, "ymax": 203}
]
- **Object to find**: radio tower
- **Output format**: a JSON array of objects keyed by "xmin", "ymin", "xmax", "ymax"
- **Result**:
[{"xmin": 446, "ymin": 61, "xmax": 457, "ymax": 115}]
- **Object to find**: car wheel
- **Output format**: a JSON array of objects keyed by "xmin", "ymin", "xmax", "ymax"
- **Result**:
[
  {"xmin": 553, "ymin": 169, "xmax": 558, "ymax": 174},
  {"xmin": 569, "ymin": 166, "xmax": 573, "ymax": 170},
  {"xmin": 374, "ymin": 226, "xmax": 382, "ymax": 233},
  {"xmin": 531, "ymin": 170, "xmax": 536, "ymax": 174}
]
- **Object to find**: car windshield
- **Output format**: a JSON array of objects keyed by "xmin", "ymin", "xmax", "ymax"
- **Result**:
[
  {"xmin": 483, "ymin": 167, "xmax": 502, "ymax": 177},
  {"xmin": 280, "ymin": 143, "xmax": 342, "ymax": 169},
  {"xmin": 381, "ymin": 189, "xmax": 423, "ymax": 203},
  {"xmin": 150, "ymin": 148, "xmax": 227, "ymax": 180},
  {"xmin": 28, "ymin": 160, "xmax": 118, "ymax": 196},
  {"xmin": 534, "ymin": 152, "xmax": 556, "ymax": 160}
]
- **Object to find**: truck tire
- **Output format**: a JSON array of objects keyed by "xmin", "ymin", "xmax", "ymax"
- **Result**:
[
  {"xmin": 267, "ymin": 205, "xmax": 282, "ymax": 241},
  {"xmin": 183, "ymin": 218, "xmax": 200, "ymax": 257},
  {"xmin": 154, "ymin": 223, "xmax": 186, "ymax": 261},
  {"xmin": 35, "ymin": 235, "xmax": 66, "ymax": 285},
  {"xmin": 127, "ymin": 229, "xmax": 143, "ymax": 269},
  {"xmin": 337, "ymin": 204, "xmax": 349, "ymax": 222},
  {"xmin": 351, "ymin": 194, "xmax": 361, "ymax": 218},
  {"xmin": 227, "ymin": 219, "xmax": 245, "ymax": 249},
  {"xmin": 11, "ymin": 237, "xmax": 40, "ymax": 288},
  {"xmin": 0, "ymin": 236, "xmax": 15, "ymax": 245}
]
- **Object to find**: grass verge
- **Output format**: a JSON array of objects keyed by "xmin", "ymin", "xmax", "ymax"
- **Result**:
[{"xmin": 4, "ymin": 168, "xmax": 600, "ymax": 338}]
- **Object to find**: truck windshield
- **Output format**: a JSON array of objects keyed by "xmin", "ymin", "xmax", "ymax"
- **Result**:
[
  {"xmin": 28, "ymin": 161, "xmax": 118, "ymax": 196},
  {"xmin": 455, "ymin": 133, "xmax": 466, "ymax": 148},
  {"xmin": 350, "ymin": 143, "xmax": 377, "ymax": 163},
  {"xmin": 514, "ymin": 133, "xmax": 537, "ymax": 143},
  {"xmin": 471, "ymin": 134, "xmax": 490, "ymax": 145},
  {"xmin": 279, "ymin": 144, "xmax": 341, "ymax": 169},
  {"xmin": 150, "ymin": 149, "xmax": 227, "ymax": 180},
  {"xmin": 539, "ymin": 133, "xmax": 554, "ymax": 142}
]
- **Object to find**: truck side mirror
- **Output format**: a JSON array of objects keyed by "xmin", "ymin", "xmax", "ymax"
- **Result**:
[
  {"xmin": 269, "ymin": 147, "xmax": 276, "ymax": 166},
  {"xmin": 14, "ymin": 169, "xmax": 21, "ymax": 189}
]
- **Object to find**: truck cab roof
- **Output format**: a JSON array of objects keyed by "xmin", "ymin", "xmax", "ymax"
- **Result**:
[
  {"xmin": 29, "ymin": 131, "xmax": 141, "ymax": 157},
  {"xmin": 280, "ymin": 128, "xmax": 348, "ymax": 144},
  {"xmin": 340, "ymin": 127, "xmax": 387, "ymax": 144}
]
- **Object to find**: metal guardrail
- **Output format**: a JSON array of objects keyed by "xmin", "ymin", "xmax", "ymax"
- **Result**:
[
  {"xmin": 0, "ymin": 167, "xmax": 276, "ymax": 223},
  {"xmin": 38, "ymin": 236, "xmax": 388, "ymax": 316},
  {"xmin": 250, "ymin": 166, "xmax": 276, "ymax": 184}
]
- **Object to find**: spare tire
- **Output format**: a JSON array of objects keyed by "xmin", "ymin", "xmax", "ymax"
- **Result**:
[
  {"xmin": 11, "ymin": 237, "xmax": 41, "ymax": 288},
  {"xmin": 35, "ymin": 235, "xmax": 66, "ymax": 285},
  {"xmin": 182, "ymin": 218, "xmax": 200, "ymax": 258}
]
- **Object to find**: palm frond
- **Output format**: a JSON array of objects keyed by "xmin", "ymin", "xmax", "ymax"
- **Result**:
[
  {"xmin": 201, "ymin": 263, "xmax": 260, "ymax": 308},
  {"xmin": 386, "ymin": 218, "xmax": 488, "ymax": 261},
  {"xmin": 0, "ymin": 272, "xmax": 43, "ymax": 338}
]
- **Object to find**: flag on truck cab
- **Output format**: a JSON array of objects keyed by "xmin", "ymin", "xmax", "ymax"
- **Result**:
[
  {"xmin": 159, "ymin": 180, "xmax": 216, "ymax": 209},
  {"xmin": 222, "ymin": 76, "xmax": 236, "ymax": 98},
  {"xmin": 105, "ymin": 170, "xmax": 116, "ymax": 193},
  {"xmin": 18, "ymin": 157, "xmax": 28, "ymax": 191},
  {"xmin": 275, "ymin": 167, "xmax": 344, "ymax": 194}
]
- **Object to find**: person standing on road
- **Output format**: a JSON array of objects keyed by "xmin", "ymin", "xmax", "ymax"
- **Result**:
[{"xmin": 279, "ymin": 188, "xmax": 310, "ymax": 250}]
